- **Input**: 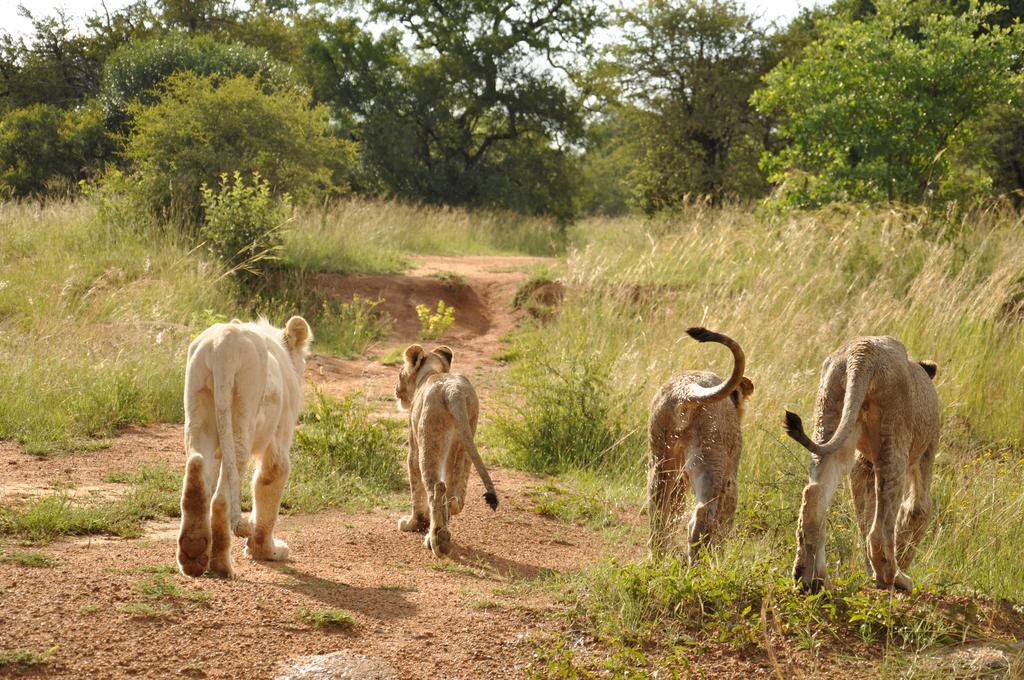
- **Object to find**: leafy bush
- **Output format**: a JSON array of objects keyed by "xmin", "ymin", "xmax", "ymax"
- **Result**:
[
  {"xmin": 416, "ymin": 300, "xmax": 455, "ymax": 340},
  {"xmin": 313, "ymin": 295, "xmax": 393, "ymax": 359},
  {"xmin": 0, "ymin": 102, "xmax": 113, "ymax": 197},
  {"xmin": 753, "ymin": 4, "xmax": 1023, "ymax": 206},
  {"xmin": 200, "ymin": 171, "xmax": 288, "ymax": 281},
  {"xmin": 285, "ymin": 391, "xmax": 404, "ymax": 513},
  {"xmin": 123, "ymin": 71, "xmax": 353, "ymax": 224},
  {"xmin": 101, "ymin": 33, "xmax": 295, "ymax": 122},
  {"xmin": 490, "ymin": 343, "xmax": 643, "ymax": 475}
]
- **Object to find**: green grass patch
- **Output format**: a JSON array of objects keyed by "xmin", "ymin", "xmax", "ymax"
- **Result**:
[
  {"xmin": 132, "ymin": 573, "xmax": 209, "ymax": 604},
  {"xmin": 299, "ymin": 607, "xmax": 356, "ymax": 630},
  {"xmin": 0, "ymin": 464, "xmax": 181, "ymax": 543},
  {"xmin": 558, "ymin": 549, "xmax": 1020, "ymax": 674},
  {"xmin": 488, "ymin": 341, "xmax": 643, "ymax": 475},
  {"xmin": 0, "ymin": 646, "xmax": 58, "ymax": 670},
  {"xmin": 284, "ymin": 391, "xmax": 405, "ymax": 513},
  {"xmin": 527, "ymin": 483, "xmax": 617, "ymax": 529},
  {"xmin": 0, "ymin": 550, "xmax": 58, "ymax": 568},
  {"xmin": 0, "ymin": 201, "xmax": 237, "ymax": 453},
  {"xmin": 377, "ymin": 346, "xmax": 405, "ymax": 366},
  {"xmin": 308, "ymin": 295, "xmax": 392, "ymax": 359}
]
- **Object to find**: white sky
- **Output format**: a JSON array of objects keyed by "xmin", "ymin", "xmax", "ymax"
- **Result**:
[{"xmin": 0, "ymin": 0, "xmax": 820, "ymax": 38}]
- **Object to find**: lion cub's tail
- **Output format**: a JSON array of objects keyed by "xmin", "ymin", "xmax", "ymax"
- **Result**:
[
  {"xmin": 683, "ymin": 327, "xmax": 746, "ymax": 403},
  {"xmin": 450, "ymin": 397, "xmax": 498, "ymax": 511}
]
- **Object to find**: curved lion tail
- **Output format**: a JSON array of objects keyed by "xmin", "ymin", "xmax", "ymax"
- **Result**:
[
  {"xmin": 784, "ymin": 352, "xmax": 872, "ymax": 457},
  {"xmin": 450, "ymin": 397, "xmax": 498, "ymax": 511},
  {"xmin": 683, "ymin": 327, "xmax": 746, "ymax": 403}
]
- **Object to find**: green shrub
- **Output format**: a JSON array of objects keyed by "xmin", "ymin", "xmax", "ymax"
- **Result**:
[
  {"xmin": 200, "ymin": 171, "xmax": 288, "ymax": 281},
  {"xmin": 312, "ymin": 295, "xmax": 392, "ymax": 359},
  {"xmin": 415, "ymin": 300, "xmax": 456, "ymax": 340},
  {"xmin": 284, "ymin": 391, "xmax": 404, "ymax": 513},
  {"xmin": 0, "ymin": 102, "xmax": 113, "ymax": 197},
  {"xmin": 123, "ymin": 71, "xmax": 353, "ymax": 224},
  {"xmin": 490, "ymin": 342, "xmax": 643, "ymax": 475},
  {"xmin": 101, "ymin": 33, "xmax": 295, "ymax": 121}
]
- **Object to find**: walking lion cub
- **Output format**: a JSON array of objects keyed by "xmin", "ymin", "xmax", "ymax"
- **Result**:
[
  {"xmin": 395, "ymin": 344, "xmax": 498, "ymax": 557},
  {"xmin": 784, "ymin": 335, "xmax": 939, "ymax": 592},
  {"xmin": 647, "ymin": 328, "xmax": 754, "ymax": 561}
]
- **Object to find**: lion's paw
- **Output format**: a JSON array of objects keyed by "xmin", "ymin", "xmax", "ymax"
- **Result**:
[
  {"xmin": 399, "ymin": 514, "xmax": 428, "ymax": 533},
  {"xmin": 428, "ymin": 528, "xmax": 452, "ymax": 557},
  {"xmin": 232, "ymin": 516, "xmax": 253, "ymax": 538},
  {"xmin": 245, "ymin": 536, "xmax": 289, "ymax": 561}
]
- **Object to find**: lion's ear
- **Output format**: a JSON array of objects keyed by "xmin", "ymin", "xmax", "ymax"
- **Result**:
[
  {"xmin": 404, "ymin": 344, "xmax": 426, "ymax": 368},
  {"xmin": 433, "ymin": 346, "xmax": 454, "ymax": 368}
]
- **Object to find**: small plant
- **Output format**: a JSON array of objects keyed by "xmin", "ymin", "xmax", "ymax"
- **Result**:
[
  {"xmin": 133, "ymin": 573, "xmax": 210, "ymax": 604},
  {"xmin": 79, "ymin": 603, "xmax": 102, "ymax": 615},
  {"xmin": 416, "ymin": 300, "xmax": 456, "ymax": 340},
  {"xmin": 285, "ymin": 390, "xmax": 404, "ymax": 513},
  {"xmin": 299, "ymin": 607, "xmax": 356, "ymax": 630},
  {"xmin": 469, "ymin": 599, "xmax": 501, "ymax": 610},
  {"xmin": 314, "ymin": 295, "xmax": 392, "ymax": 359},
  {"xmin": 200, "ymin": 170, "xmax": 289, "ymax": 281},
  {"xmin": 0, "ymin": 550, "xmax": 58, "ymax": 568},
  {"xmin": 527, "ymin": 483, "xmax": 617, "ymax": 529},
  {"xmin": 436, "ymin": 271, "xmax": 467, "ymax": 288},
  {"xmin": 0, "ymin": 646, "xmax": 58, "ymax": 669}
]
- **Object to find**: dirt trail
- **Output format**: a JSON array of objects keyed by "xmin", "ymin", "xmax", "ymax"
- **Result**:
[
  {"xmin": 307, "ymin": 254, "xmax": 549, "ymax": 414},
  {"xmin": 0, "ymin": 255, "xmax": 648, "ymax": 679}
]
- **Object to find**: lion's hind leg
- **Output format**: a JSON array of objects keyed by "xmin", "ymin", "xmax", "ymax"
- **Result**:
[
  {"xmin": 425, "ymin": 481, "xmax": 452, "ymax": 557},
  {"xmin": 896, "ymin": 443, "xmax": 935, "ymax": 571},
  {"xmin": 868, "ymin": 438, "xmax": 913, "ymax": 592},
  {"xmin": 399, "ymin": 436, "xmax": 429, "ymax": 532},
  {"xmin": 208, "ymin": 492, "xmax": 234, "ymax": 578},
  {"xmin": 245, "ymin": 442, "xmax": 290, "ymax": 562},
  {"xmin": 177, "ymin": 452, "xmax": 213, "ymax": 577},
  {"xmin": 686, "ymin": 454, "xmax": 722, "ymax": 565}
]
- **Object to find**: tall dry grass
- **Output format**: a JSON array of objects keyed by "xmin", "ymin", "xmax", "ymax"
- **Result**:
[{"xmin": 495, "ymin": 202, "xmax": 1024, "ymax": 601}]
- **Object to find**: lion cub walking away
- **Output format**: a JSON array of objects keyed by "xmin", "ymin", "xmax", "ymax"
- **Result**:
[
  {"xmin": 176, "ymin": 316, "xmax": 312, "ymax": 578},
  {"xmin": 784, "ymin": 336, "xmax": 939, "ymax": 593},
  {"xmin": 395, "ymin": 345, "xmax": 498, "ymax": 557},
  {"xmin": 647, "ymin": 328, "xmax": 754, "ymax": 561}
]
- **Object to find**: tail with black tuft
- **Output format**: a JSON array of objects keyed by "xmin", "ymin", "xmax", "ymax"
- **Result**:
[
  {"xmin": 783, "ymin": 410, "xmax": 819, "ymax": 454},
  {"xmin": 682, "ymin": 327, "xmax": 746, "ymax": 403},
  {"xmin": 483, "ymin": 490, "xmax": 498, "ymax": 511},
  {"xmin": 686, "ymin": 327, "xmax": 726, "ymax": 344}
]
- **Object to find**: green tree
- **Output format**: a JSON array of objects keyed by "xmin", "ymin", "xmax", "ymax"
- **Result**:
[
  {"xmin": 0, "ymin": 102, "xmax": 112, "ymax": 196},
  {"xmin": 123, "ymin": 71, "xmax": 352, "ymax": 223},
  {"xmin": 101, "ymin": 33, "xmax": 295, "ymax": 121},
  {"xmin": 602, "ymin": 0, "xmax": 779, "ymax": 212},
  {"xmin": 753, "ymin": 3, "xmax": 1023, "ymax": 206},
  {"xmin": 306, "ymin": 0, "xmax": 601, "ymax": 218}
]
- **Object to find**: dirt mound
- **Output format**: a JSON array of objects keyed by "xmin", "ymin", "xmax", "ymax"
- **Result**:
[{"xmin": 313, "ymin": 272, "xmax": 490, "ymax": 341}]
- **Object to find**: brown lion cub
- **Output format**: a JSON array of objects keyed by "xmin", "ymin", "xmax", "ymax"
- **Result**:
[
  {"xmin": 784, "ymin": 336, "xmax": 939, "ymax": 593},
  {"xmin": 395, "ymin": 344, "xmax": 498, "ymax": 557},
  {"xmin": 647, "ymin": 327, "xmax": 754, "ymax": 561}
]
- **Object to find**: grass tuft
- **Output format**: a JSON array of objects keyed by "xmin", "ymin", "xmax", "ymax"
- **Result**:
[
  {"xmin": 0, "ymin": 550, "xmax": 58, "ymax": 568},
  {"xmin": 299, "ymin": 607, "xmax": 356, "ymax": 630},
  {"xmin": 0, "ymin": 646, "xmax": 58, "ymax": 669}
]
